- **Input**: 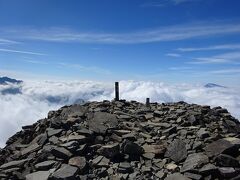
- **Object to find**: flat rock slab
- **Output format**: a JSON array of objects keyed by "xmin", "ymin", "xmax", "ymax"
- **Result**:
[
  {"xmin": 50, "ymin": 164, "xmax": 78, "ymax": 180},
  {"xmin": 59, "ymin": 134, "xmax": 87, "ymax": 144},
  {"xmin": 0, "ymin": 158, "xmax": 30, "ymax": 169},
  {"xmin": 181, "ymin": 153, "xmax": 209, "ymax": 172},
  {"xmin": 88, "ymin": 112, "xmax": 118, "ymax": 134},
  {"xmin": 97, "ymin": 143, "xmax": 120, "ymax": 158},
  {"xmin": 21, "ymin": 143, "xmax": 40, "ymax": 156},
  {"xmin": 143, "ymin": 144, "xmax": 166, "ymax": 155},
  {"xmin": 204, "ymin": 137, "xmax": 240, "ymax": 157},
  {"xmin": 26, "ymin": 170, "xmax": 54, "ymax": 180},
  {"xmin": 51, "ymin": 147, "xmax": 73, "ymax": 160},
  {"xmin": 35, "ymin": 160, "xmax": 56, "ymax": 170},
  {"xmin": 68, "ymin": 156, "xmax": 86, "ymax": 171},
  {"xmin": 47, "ymin": 128, "xmax": 63, "ymax": 137},
  {"xmin": 165, "ymin": 139, "xmax": 187, "ymax": 163},
  {"xmin": 165, "ymin": 173, "xmax": 191, "ymax": 180}
]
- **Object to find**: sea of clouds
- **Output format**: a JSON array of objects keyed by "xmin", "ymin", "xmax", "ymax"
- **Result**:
[{"xmin": 0, "ymin": 80, "xmax": 240, "ymax": 147}]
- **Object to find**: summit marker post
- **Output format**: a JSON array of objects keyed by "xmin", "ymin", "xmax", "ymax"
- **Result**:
[
  {"xmin": 146, "ymin": 98, "xmax": 150, "ymax": 107},
  {"xmin": 115, "ymin": 82, "xmax": 119, "ymax": 101}
]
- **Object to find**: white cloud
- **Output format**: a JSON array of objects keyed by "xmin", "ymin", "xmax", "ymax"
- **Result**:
[
  {"xmin": 141, "ymin": 0, "xmax": 200, "ymax": 7},
  {"xmin": 0, "ymin": 80, "xmax": 240, "ymax": 147},
  {"xmin": 189, "ymin": 51, "xmax": 240, "ymax": 64},
  {"xmin": 209, "ymin": 68, "xmax": 240, "ymax": 74},
  {"xmin": 2, "ymin": 22, "xmax": 240, "ymax": 44},
  {"xmin": 0, "ymin": 38, "xmax": 18, "ymax": 45},
  {"xmin": 0, "ymin": 48, "xmax": 46, "ymax": 56},
  {"xmin": 177, "ymin": 43, "xmax": 240, "ymax": 52},
  {"xmin": 166, "ymin": 53, "xmax": 181, "ymax": 57}
]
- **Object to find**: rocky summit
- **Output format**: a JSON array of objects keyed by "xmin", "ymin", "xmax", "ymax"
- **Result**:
[{"xmin": 0, "ymin": 100, "xmax": 240, "ymax": 180}]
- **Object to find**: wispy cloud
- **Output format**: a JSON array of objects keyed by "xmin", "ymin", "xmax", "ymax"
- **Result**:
[
  {"xmin": 166, "ymin": 53, "xmax": 181, "ymax": 57},
  {"xmin": 189, "ymin": 57, "xmax": 231, "ymax": 64},
  {"xmin": 169, "ymin": 66, "xmax": 192, "ymax": 70},
  {"xmin": 189, "ymin": 51, "xmax": 240, "ymax": 64},
  {"xmin": 177, "ymin": 43, "xmax": 240, "ymax": 52},
  {"xmin": 0, "ymin": 38, "xmax": 19, "ymax": 45},
  {"xmin": 57, "ymin": 62, "xmax": 111, "ymax": 75},
  {"xmin": 210, "ymin": 68, "xmax": 240, "ymax": 74},
  {"xmin": 0, "ymin": 48, "xmax": 46, "ymax": 56},
  {"xmin": 23, "ymin": 59, "xmax": 48, "ymax": 64},
  {"xmin": 2, "ymin": 22, "xmax": 240, "ymax": 44},
  {"xmin": 141, "ymin": 0, "xmax": 200, "ymax": 7}
]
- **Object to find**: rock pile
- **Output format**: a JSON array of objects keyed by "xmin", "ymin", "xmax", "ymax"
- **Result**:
[{"xmin": 0, "ymin": 100, "xmax": 240, "ymax": 180}]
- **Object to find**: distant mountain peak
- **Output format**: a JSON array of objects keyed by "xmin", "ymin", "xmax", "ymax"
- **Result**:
[
  {"xmin": 204, "ymin": 83, "xmax": 226, "ymax": 88},
  {"xmin": 0, "ymin": 76, "xmax": 23, "ymax": 85}
]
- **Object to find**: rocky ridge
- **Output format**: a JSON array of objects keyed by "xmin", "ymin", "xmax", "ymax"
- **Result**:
[{"xmin": 0, "ymin": 100, "xmax": 240, "ymax": 179}]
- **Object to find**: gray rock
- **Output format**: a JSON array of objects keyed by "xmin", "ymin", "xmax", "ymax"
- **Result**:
[
  {"xmin": 165, "ymin": 173, "xmax": 191, "ymax": 180},
  {"xmin": 199, "ymin": 163, "xmax": 217, "ymax": 175},
  {"xmin": 92, "ymin": 156, "xmax": 110, "ymax": 167},
  {"xmin": 35, "ymin": 160, "xmax": 56, "ymax": 170},
  {"xmin": 21, "ymin": 143, "xmax": 40, "ymax": 156},
  {"xmin": 204, "ymin": 137, "xmax": 240, "ymax": 157},
  {"xmin": 51, "ymin": 147, "xmax": 73, "ymax": 160},
  {"xmin": 196, "ymin": 128, "xmax": 210, "ymax": 139},
  {"xmin": 216, "ymin": 154, "xmax": 240, "ymax": 167},
  {"xmin": 0, "ymin": 158, "xmax": 30, "ymax": 169},
  {"xmin": 50, "ymin": 164, "xmax": 78, "ymax": 180},
  {"xmin": 165, "ymin": 139, "xmax": 187, "ymax": 163},
  {"xmin": 218, "ymin": 167, "xmax": 238, "ymax": 178},
  {"xmin": 118, "ymin": 162, "xmax": 133, "ymax": 173},
  {"xmin": 184, "ymin": 172, "xmax": 202, "ymax": 180},
  {"xmin": 181, "ymin": 153, "xmax": 209, "ymax": 172},
  {"xmin": 122, "ymin": 141, "xmax": 144, "ymax": 156},
  {"xmin": 97, "ymin": 143, "xmax": 120, "ymax": 158},
  {"xmin": 26, "ymin": 170, "xmax": 54, "ymax": 180},
  {"xmin": 88, "ymin": 112, "xmax": 118, "ymax": 134},
  {"xmin": 68, "ymin": 156, "xmax": 86, "ymax": 171},
  {"xmin": 47, "ymin": 128, "xmax": 63, "ymax": 137}
]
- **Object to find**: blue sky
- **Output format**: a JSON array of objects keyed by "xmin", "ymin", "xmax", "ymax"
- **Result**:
[{"xmin": 0, "ymin": 0, "xmax": 240, "ymax": 85}]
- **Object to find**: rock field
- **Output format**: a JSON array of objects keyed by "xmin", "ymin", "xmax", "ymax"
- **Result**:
[{"xmin": 0, "ymin": 100, "xmax": 240, "ymax": 179}]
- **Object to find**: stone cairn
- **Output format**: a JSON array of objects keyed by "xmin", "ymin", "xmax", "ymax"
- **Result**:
[{"xmin": 0, "ymin": 83, "xmax": 240, "ymax": 180}]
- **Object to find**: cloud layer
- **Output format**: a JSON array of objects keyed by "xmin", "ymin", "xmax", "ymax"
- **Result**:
[{"xmin": 0, "ymin": 80, "xmax": 240, "ymax": 147}]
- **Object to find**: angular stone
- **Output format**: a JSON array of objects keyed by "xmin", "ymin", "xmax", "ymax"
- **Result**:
[
  {"xmin": 50, "ymin": 164, "xmax": 78, "ymax": 180},
  {"xmin": 204, "ymin": 138, "xmax": 240, "ymax": 157},
  {"xmin": 165, "ymin": 173, "xmax": 191, "ymax": 180},
  {"xmin": 218, "ymin": 167, "xmax": 238, "ymax": 178},
  {"xmin": 184, "ymin": 172, "xmax": 202, "ymax": 180},
  {"xmin": 0, "ymin": 158, "xmax": 30, "ymax": 169},
  {"xmin": 26, "ymin": 169, "xmax": 54, "ymax": 180},
  {"xmin": 88, "ymin": 112, "xmax": 118, "ymax": 134},
  {"xmin": 166, "ymin": 163, "xmax": 178, "ymax": 171},
  {"xmin": 92, "ymin": 156, "xmax": 110, "ymax": 167},
  {"xmin": 47, "ymin": 128, "xmax": 62, "ymax": 137},
  {"xmin": 143, "ymin": 144, "xmax": 166, "ymax": 155},
  {"xmin": 59, "ymin": 134, "xmax": 87, "ymax": 144},
  {"xmin": 51, "ymin": 147, "xmax": 73, "ymax": 160},
  {"xmin": 196, "ymin": 128, "xmax": 210, "ymax": 139},
  {"xmin": 122, "ymin": 141, "xmax": 144, "ymax": 156},
  {"xmin": 35, "ymin": 160, "xmax": 56, "ymax": 170},
  {"xmin": 165, "ymin": 139, "xmax": 187, "ymax": 163},
  {"xmin": 216, "ymin": 154, "xmax": 240, "ymax": 167},
  {"xmin": 142, "ymin": 152, "xmax": 155, "ymax": 159},
  {"xmin": 68, "ymin": 156, "xmax": 86, "ymax": 171},
  {"xmin": 97, "ymin": 143, "xmax": 120, "ymax": 158},
  {"xmin": 118, "ymin": 162, "xmax": 133, "ymax": 174},
  {"xmin": 21, "ymin": 143, "xmax": 40, "ymax": 156},
  {"xmin": 199, "ymin": 163, "xmax": 218, "ymax": 175},
  {"xmin": 181, "ymin": 153, "xmax": 209, "ymax": 172},
  {"xmin": 162, "ymin": 126, "xmax": 177, "ymax": 136}
]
